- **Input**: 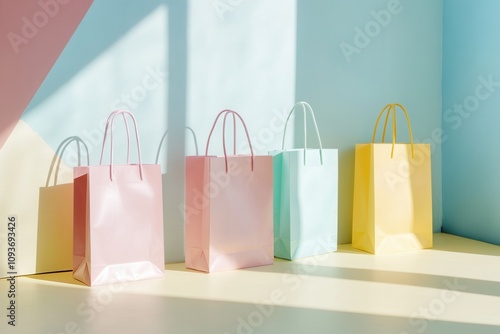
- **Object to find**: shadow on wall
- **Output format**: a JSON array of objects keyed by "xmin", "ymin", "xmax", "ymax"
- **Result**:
[
  {"xmin": 22, "ymin": 0, "xmax": 188, "ymax": 263},
  {"xmin": 294, "ymin": 0, "xmax": 443, "ymax": 244},
  {"xmin": 294, "ymin": 0, "xmax": 354, "ymax": 245},
  {"xmin": 23, "ymin": 1, "xmax": 172, "ymax": 110},
  {"xmin": 163, "ymin": 0, "xmax": 187, "ymax": 262}
]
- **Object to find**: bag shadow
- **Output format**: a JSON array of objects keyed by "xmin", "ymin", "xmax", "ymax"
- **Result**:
[{"xmin": 156, "ymin": 127, "xmax": 199, "ymax": 263}]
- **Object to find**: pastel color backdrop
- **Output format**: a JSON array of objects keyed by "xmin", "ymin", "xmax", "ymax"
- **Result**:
[
  {"xmin": 442, "ymin": 0, "xmax": 500, "ymax": 245},
  {"xmin": 13, "ymin": 0, "xmax": 500, "ymax": 275}
]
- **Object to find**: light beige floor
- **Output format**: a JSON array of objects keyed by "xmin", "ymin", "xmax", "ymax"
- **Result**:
[{"xmin": 1, "ymin": 233, "xmax": 500, "ymax": 334}]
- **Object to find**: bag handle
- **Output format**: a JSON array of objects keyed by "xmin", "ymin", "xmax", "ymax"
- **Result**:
[
  {"xmin": 205, "ymin": 111, "xmax": 237, "ymax": 156},
  {"xmin": 46, "ymin": 136, "xmax": 90, "ymax": 187},
  {"xmin": 155, "ymin": 127, "xmax": 199, "ymax": 165},
  {"xmin": 99, "ymin": 110, "xmax": 132, "ymax": 165},
  {"xmin": 99, "ymin": 109, "xmax": 136, "ymax": 165},
  {"xmin": 205, "ymin": 109, "xmax": 255, "ymax": 173},
  {"xmin": 281, "ymin": 101, "xmax": 324, "ymax": 165},
  {"xmin": 372, "ymin": 103, "xmax": 415, "ymax": 158},
  {"xmin": 99, "ymin": 110, "xmax": 144, "ymax": 181}
]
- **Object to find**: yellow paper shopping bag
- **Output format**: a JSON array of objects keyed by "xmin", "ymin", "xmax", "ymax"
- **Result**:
[
  {"xmin": 352, "ymin": 103, "xmax": 433, "ymax": 254},
  {"xmin": 37, "ymin": 136, "xmax": 89, "ymax": 273}
]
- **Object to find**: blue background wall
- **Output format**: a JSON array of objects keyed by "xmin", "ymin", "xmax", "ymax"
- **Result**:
[
  {"xmin": 442, "ymin": 0, "xmax": 500, "ymax": 244},
  {"xmin": 295, "ymin": 0, "xmax": 443, "ymax": 242}
]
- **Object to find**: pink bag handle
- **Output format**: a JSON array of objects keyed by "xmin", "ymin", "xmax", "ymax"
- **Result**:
[
  {"xmin": 99, "ymin": 110, "xmax": 144, "ymax": 181},
  {"xmin": 100, "ymin": 110, "xmax": 132, "ymax": 164},
  {"xmin": 204, "ymin": 111, "xmax": 237, "ymax": 156},
  {"xmin": 205, "ymin": 109, "xmax": 255, "ymax": 173}
]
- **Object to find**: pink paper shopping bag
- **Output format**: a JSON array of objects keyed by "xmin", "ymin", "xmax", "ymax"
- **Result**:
[
  {"xmin": 185, "ymin": 110, "xmax": 274, "ymax": 272},
  {"xmin": 73, "ymin": 110, "xmax": 164, "ymax": 286}
]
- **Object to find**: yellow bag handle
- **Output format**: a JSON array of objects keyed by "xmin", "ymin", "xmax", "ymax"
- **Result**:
[{"xmin": 371, "ymin": 103, "xmax": 414, "ymax": 158}]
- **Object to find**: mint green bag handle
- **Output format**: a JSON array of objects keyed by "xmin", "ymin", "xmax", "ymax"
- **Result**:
[{"xmin": 281, "ymin": 101, "xmax": 324, "ymax": 165}]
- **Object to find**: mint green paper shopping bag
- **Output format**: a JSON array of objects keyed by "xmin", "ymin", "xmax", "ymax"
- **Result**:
[{"xmin": 272, "ymin": 102, "xmax": 338, "ymax": 260}]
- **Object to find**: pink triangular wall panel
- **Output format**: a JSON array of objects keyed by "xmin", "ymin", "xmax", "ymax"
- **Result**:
[{"xmin": 0, "ymin": 0, "xmax": 93, "ymax": 149}]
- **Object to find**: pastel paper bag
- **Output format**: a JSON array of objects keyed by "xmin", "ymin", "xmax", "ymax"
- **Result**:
[
  {"xmin": 185, "ymin": 110, "xmax": 273, "ymax": 272},
  {"xmin": 352, "ymin": 103, "xmax": 433, "ymax": 254},
  {"xmin": 37, "ymin": 136, "xmax": 89, "ymax": 273},
  {"xmin": 0, "ymin": 121, "xmax": 75, "ymax": 277},
  {"xmin": 73, "ymin": 110, "xmax": 164, "ymax": 286},
  {"xmin": 272, "ymin": 102, "xmax": 338, "ymax": 260}
]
